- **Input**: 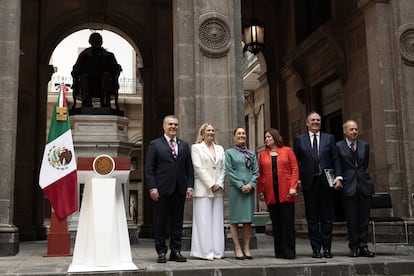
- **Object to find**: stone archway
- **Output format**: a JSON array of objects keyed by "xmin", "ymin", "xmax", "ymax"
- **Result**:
[{"xmin": 15, "ymin": 0, "xmax": 174, "ymax": 241}]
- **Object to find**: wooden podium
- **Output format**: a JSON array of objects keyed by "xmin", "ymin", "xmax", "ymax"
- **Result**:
[{"xmin": 67, "ymin": 155, "xmax": 138, "ymax": 272}]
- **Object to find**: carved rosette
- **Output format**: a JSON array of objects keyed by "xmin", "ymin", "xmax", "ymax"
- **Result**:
[
  {"xmin": 400, "ymin": 24, "xmax": 414, "ymax": 66},
  {"xmin": 198, "ymin": 17, "xmax": 231, "ymax": 58}
]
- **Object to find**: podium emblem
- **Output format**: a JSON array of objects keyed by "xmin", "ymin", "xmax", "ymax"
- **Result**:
[{"xmin": 93, "ymin": 155, "xmax": 115, "ymax": 176}]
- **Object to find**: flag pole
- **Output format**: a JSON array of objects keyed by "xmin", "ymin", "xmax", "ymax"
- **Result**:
[{"xmin": 44, "ymin": 210, "xmax": 72, "ymax": 257}]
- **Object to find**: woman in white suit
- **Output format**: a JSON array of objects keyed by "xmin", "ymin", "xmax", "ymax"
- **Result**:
[{"xmin": 190, "ymin": 123, "xmax": 225, "ymax": 260}]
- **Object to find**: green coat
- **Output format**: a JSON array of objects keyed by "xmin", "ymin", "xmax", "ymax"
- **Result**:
[{"xmin": 225, "ymin": 148, "xmax": 259, "ymax": 224}]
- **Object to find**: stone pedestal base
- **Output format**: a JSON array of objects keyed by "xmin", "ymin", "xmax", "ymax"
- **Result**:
[
  {"xmin": 71, "ymin": 115, "xmax": 133, "ymax": 157},
  {"xmin": 0, "ymin": 226, "xmax": 19, "ymax": 256},
  {"xmin": 70, "ymin": 107, "xmax": 124, "ymax": 117}
]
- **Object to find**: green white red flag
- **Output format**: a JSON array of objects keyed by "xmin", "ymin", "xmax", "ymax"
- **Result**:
[{"xmin": 39, "ymin": 84, "xmax": 78, "ymax": 220}]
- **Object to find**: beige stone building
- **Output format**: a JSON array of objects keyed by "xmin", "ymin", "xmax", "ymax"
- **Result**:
[{"xmin": 1, "ymin": 0, "xmax": 413, "ymax": 255}]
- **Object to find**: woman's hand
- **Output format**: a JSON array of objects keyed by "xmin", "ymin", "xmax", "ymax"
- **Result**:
[
  {"xmin": 287, "ymin": 188, "xmax": 298, "ymax": 197},
  {"xmin": 241, "ymin": 184, "xmax": 252, "ymax": 193},
  {"xmin": 211, "ymin": 184, "xmax": 222, "ymax": 193}
]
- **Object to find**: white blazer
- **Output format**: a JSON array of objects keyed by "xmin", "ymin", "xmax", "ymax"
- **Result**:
[{"xmin": 191, "ymin": 142, "xmax": 225, "ymax": 197}]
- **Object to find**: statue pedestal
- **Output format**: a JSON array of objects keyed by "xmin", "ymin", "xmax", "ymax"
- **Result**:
[
  {"xmin": 70, "ymin": 115, "xmax": 133, "ymax": 157},
  {"xmin": 67, "ymin": 157, "xmax": 137, "ymax": 272}
]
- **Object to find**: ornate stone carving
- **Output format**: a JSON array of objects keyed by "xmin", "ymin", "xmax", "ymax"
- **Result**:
[
  {"xmin": 199, "ymin": 17, "xmax": 230, "ymax": 57},
  {"xmin": 400, "ymin": 24, "xmax": 414, "ymax": 66}
]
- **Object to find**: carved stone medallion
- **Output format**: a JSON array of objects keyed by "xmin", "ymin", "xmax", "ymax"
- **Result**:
[
  {"xmin": 400, "ymin": 24, "xmax": 414, "ymax": 66},
  {"xmin": 199, "ymin": 17, "xmax": 231, "ymax": 57}
]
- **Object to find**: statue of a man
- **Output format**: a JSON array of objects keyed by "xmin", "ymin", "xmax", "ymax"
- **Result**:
[{"xmin": 71, "ymin": 33, "xmax": 122, "ymax": 109}]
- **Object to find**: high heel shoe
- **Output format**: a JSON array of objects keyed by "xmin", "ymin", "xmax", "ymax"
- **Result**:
[
  {"xmin": 235, "ymin": 254, "xmax": 245, "ymax": 260},
  {"xmin": 234, "ymin": 249, "xmax": 245, "ymax": 260},
  {"xmin": 243, "ymin": 249, "xmax": 253, "ymax": 259}
]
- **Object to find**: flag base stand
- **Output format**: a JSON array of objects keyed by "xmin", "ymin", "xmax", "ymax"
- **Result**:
[{"xmin": 44, "ymin": 212, "xmax": 72, "ymax": 257}]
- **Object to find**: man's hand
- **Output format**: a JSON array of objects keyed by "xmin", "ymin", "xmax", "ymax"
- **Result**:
[
  {"xmin": 186, "ymin": 189, "xmax": 193, "ymax": 200},
  {"xmin": 150, "ymin": 188, "xmax": 159, "ymax": 201},
  {"xmin": 333, "ymin": 179, "xmax": 342, "ymax": 190}
]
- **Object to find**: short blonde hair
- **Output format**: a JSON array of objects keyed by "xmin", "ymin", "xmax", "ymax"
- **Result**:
[{"xmin": 195, "ymin": 123, "xmax": 217, "ymax": 144}]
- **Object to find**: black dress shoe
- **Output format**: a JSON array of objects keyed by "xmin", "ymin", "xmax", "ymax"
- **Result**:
[
  {"xmin": 157, "ymin": 253, "xmax": 167, "ymax": 263},
  {"xmin": 349, "ymin": 248, "xmax": 359, "ymax": 257},
  {"xmin": 312, "ymin": 250, "xmax": 322, "ymax": 258},
  {"xmin": 359, "ymin": 247, "xmax": 375, "ymax": 257},
  {"xmin": 323, "ymin": 250, "xmax": 333, "ymax": 258},
  {"xmin": 169, "ymin": 252, "xmax": 187, "ymax": 262}
]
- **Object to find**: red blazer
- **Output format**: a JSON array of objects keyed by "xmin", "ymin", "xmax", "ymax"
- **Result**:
[{"xmin": 258, "ymin": 146, "xmax": 299, "ymax": 204}]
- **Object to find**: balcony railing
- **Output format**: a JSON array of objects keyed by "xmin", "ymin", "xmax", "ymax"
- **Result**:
[{"xmin": 49, "ymin": 75, "xmax": 142, "ymax": 96}]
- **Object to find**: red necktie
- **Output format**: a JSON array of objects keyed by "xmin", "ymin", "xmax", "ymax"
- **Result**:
[
  {"xmin": 169, "ymin": 139, "xmax": 177, "ymax": 157},
  {"xmin": 350, "ymin": 142, "xmax": 355, "ymax": 152}
]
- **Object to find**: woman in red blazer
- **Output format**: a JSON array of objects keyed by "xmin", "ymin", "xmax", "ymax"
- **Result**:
[{"xmin": 258, "ymin": 128, "xmax": 299, "ymax": 259}]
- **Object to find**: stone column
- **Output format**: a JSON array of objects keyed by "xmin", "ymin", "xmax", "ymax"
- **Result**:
[
  {"xmin": 173, "ymin": 0, "xmax": 249, "ymax": 250},
  {"xmin": 0, "ymin": 0, "xmax": 21, "ymax": 256},
  {"xmin": 173, "ymin": 0, "xmax": 244, "ymax": 148},
  {"xmin": 398, "ymin": 4, "xmax": 414, "ymax": 218},
  {"xmin": 358, "ymin": 0, "xmax": 410, "ymax": 216}
]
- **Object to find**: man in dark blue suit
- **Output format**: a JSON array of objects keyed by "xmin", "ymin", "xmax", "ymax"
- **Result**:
[
  {"xmin": 294, "ymin": 111, "xmax": 342, "ymax": 258},
  {"xmin": 337, "ymin": 120, "xmax": 375, "ymax": 257},
  {"xmin": 145, "ymin": 115, "xmax": 194, "ymax": 263}
]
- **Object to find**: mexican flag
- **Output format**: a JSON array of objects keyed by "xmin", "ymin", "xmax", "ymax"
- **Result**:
[{"xmin": 39, "ymin": 84, "xmax": 78, "ymax": 220}]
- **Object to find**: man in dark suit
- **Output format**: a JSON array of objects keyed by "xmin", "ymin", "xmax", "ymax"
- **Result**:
[
  {"xmin": 294, "ymin": 111, "xmax": 342, "ymax": 258},
  {"xmin": 144, "ymin": 115, "xmax": 194, "ymax": 263},
  {"xmin": 336, "ymin": 120, "xmax": 375, "ymax": 257}
]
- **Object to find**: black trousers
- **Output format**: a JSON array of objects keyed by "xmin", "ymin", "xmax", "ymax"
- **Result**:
[
  {"xmin": 154, "ymin": 187, "xmax": 186, "ymax": 254},
  {"xmin": 303, "ymin": 176, "xmax": 335, "ymax": 252},
  {"xmin": 268, "ymin": 202, "xmax": 296, "ymax": 258},
  {"xmin": 343, "ymin": 190, "xmax": 371, "ymax": 249}
]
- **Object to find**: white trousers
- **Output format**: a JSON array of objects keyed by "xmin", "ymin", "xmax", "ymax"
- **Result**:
[{"xmin": 191, "ymin": 197, "xmax": 224, "ymax": 259}]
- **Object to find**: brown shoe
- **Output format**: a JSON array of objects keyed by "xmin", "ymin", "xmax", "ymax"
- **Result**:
[
  {"xmin": 349, "ymin": 248, "xmax": 359, "ymax": 257},
  {"xmin": 312, "ymin": 250, "xmax": 322, "ymax": 258},
  {"xmin": 169, "ymin": 252, "xmax": 187, "ymax": 262},
  {"xmin": 359, "ymin": 247, "xmax": 375, "ymax": 257},
  {"xmin": 323, "ymin": 250, "xmax": 333, "ymax": 258},
  {"xmin": 157, "ymin": 253, "xmax": 167, "ymax": 263}
]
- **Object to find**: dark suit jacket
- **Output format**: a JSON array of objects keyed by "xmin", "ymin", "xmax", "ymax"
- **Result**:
[
  {"xmin": 145, "ymin": 136, "xmax": 194, "ymax": 196},
  {"xmin": 336, "ymin": 139, "xmax": 374, "ymax": 197},
  {"xmin": 293, "ymin": 132, "xmax": 342, "ymax": 191}
]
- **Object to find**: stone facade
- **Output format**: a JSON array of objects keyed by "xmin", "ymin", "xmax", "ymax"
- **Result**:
[{"xmin": 0, "ymin": 0, "xmax": 413, "ymax": 255}]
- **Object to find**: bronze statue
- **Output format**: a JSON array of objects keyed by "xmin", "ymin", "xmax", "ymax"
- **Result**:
[{"xmin": 71, "ymin": 33, "xmax": 122, "ymax": 112}]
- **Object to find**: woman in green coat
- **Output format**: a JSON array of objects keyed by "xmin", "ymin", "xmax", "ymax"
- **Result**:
[{"xmin": 225, "ymin": 127, "xmax": 259, "ymax": 260}]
